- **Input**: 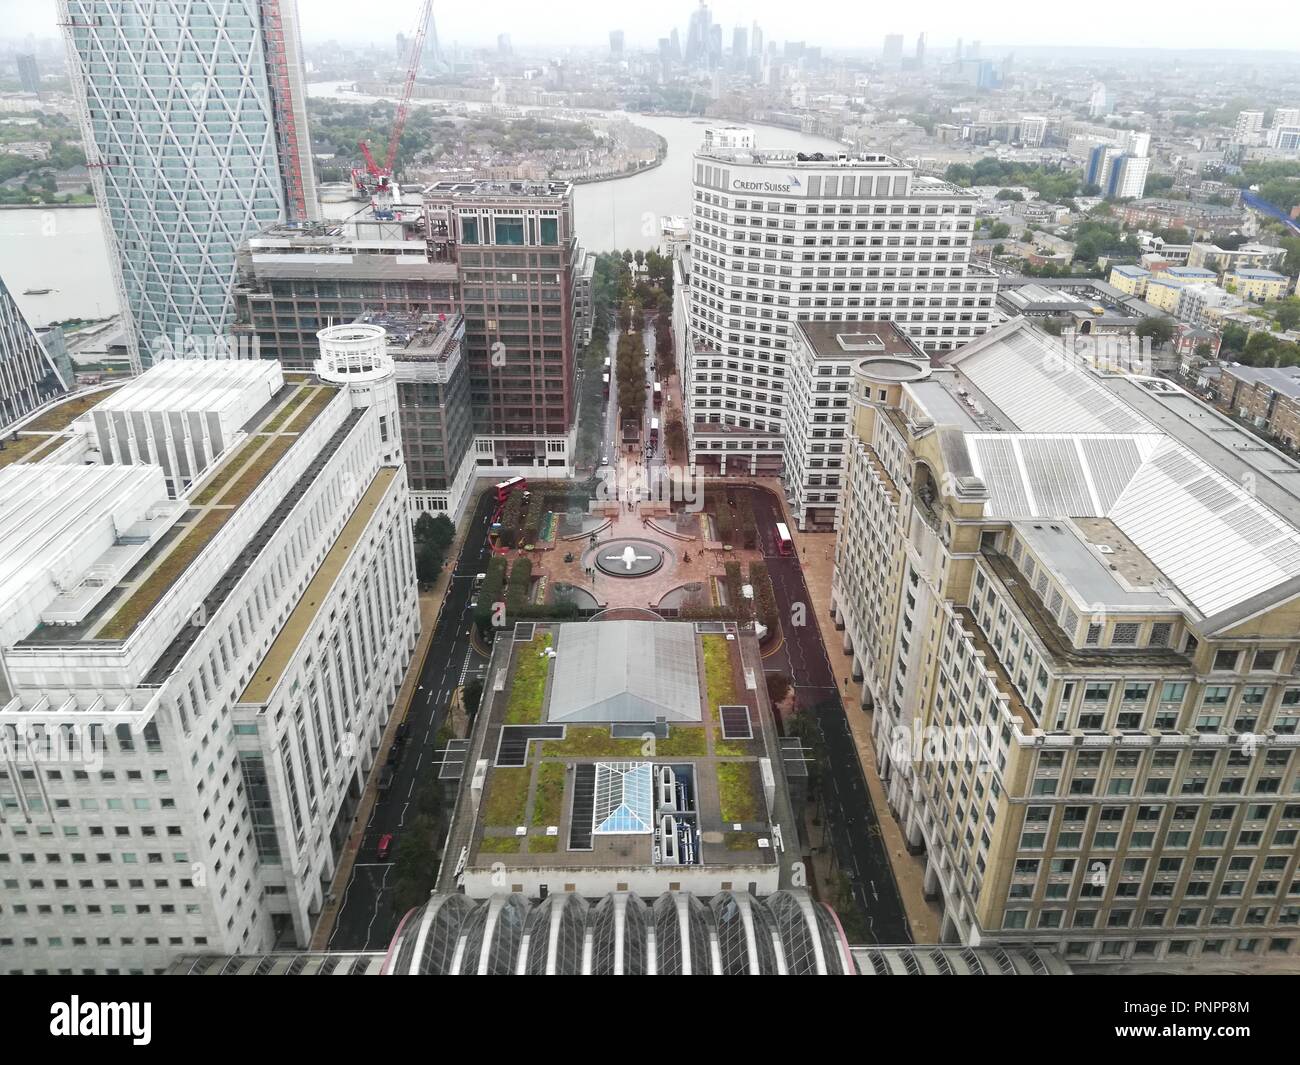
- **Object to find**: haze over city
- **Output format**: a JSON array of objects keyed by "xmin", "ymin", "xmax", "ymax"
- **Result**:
[{"xmin": 0, "ymin": 0, "xmax": 1298, "ymax": 1028}]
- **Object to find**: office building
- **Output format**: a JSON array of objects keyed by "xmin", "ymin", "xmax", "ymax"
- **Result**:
[
  {"xmin": 236, "ymin": 183, "xmax": 589, "ymax": 512},
  {"xmin": 609, "ymin": 30, "xmax": 624, "ymax": 58},
  {"xmin": 1089, "ymin": 83, "xmax": 1110, "ymax": 118},
  {"xmin": 424, "ymin": 179, "xmax": 581, "ymax": 450},
  {"xmin": 15, "ymin": 54, "xmax": 40, "ymax": 95},
  {"xmin": 678, "ymin": 132, "xmax": 998, "ymax": 475},
  {"xmin": 783, "ymin": 321, "xmax": 924, "ymax": 531},
  {"xmin": 832, "ymin": 316, "xmax": 1300, "ymax": 966},
  {"xmin": 685, "ymin": 2, "xmax": 713, "ymax": 68},
  {"xmin": 353, "ymin": 311, "xmax": 476, "ymax": 520},
  {"xmin": 0, "ymin": 273, "xmax": 68, "ymax": 432},
  {"xmin": 59, "ymin": 0, "xmax": 318, "ymax": 373},
  {"xmin": 0, "ymin": 351, "xmax": 419, "ymax": 974}
]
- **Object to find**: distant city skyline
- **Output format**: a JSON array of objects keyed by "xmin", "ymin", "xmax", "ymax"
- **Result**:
[{"xmin": 8, "ymin": 0, "xmax": 1300, "ymax": 52}]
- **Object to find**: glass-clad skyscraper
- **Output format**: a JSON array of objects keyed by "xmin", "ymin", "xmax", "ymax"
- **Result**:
[
  {"xmin": 59, "ymin": 1, "xmax": 317, "ymax": 371},
  {"xmin": 0, "ymin": 273, "xmax": 68, "ymax": 431}
]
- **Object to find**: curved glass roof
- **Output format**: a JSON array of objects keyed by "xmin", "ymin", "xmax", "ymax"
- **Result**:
[{"xmin": 384, "ymin": 889, "xmax": 854, "ymax": 975}]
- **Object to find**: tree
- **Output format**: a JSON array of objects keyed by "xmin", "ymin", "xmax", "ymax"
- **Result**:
[
  {"xmin": 462, "ymin": 677, "xmax": 484, "ymax": 722},
  {"xmin": 1194, "ymin": 341, "xmax": 1214, "ymax": 360},
  {"xmin": 392, "ymin": 815, "xmax": 439, "ymax": 914},
  {"xmin": 1135, "ymin": 317, "xmax": 1175, "ymax": 347},
  {"xmin": 634, "ymin": 249, "xmax": 645, "ymax": 269},
  {"xmin": 1273, "ymin": 299, "xmax": 1300, "ymax": 333},
  {"xmin": 988, "ymin": 221, "xmax": 1011, "ymax": 240},
  {"xmin": 415, "ymin": 539, "xmax": 443, "ymax": 586}
]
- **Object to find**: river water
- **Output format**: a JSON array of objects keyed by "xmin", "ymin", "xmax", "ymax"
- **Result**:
[{"xmin": 1, "ymin": 83, "xmax": 844, "ymax": 326}]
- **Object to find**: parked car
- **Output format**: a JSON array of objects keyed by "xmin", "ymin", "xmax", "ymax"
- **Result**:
[
  {"xmin": 394, "ymin": 721, "xmax": 409, "ymax": 745},
  {"xmin": 376, "ymin": 833, "xmax": 394, "ymax": 861}
]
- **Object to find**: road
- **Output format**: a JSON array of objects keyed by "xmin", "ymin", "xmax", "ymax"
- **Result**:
[
  {"xmin": 326, "ymin": 488, "xmax": 495, "ymax": 950},
  {"xmin": 740, "ymin": 485, "xmax": 912, "ymax": 945}
]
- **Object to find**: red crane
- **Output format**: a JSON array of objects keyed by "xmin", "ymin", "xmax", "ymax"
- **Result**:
[{"xmin": 352, "ymin": 0, "xmax": 435, "ymax": 202}]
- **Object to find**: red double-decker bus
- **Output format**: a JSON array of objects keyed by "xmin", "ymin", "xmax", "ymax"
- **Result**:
[
  {"xmin": 653, "ymin": 381, "xmax": 662, "ymax": 408},
  {"xmin": 495, "ymin": 475, "xmax": 527, "ymax": 502},
  {"xmin": 775, "ymin": 522, "xmax": 794, "ymax": 556},
  {"xmin": 649, "ymin": 418, "xmax": 659, "ymax": 444},
  {"xmin": 602, "ymin": 373, "xmax": 610, "ymax": 398}
]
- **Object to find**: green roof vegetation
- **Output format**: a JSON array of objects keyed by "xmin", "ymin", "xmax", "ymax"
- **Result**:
[
  {"xmin": 656, "ymin": 727, "xmax": 708, "ymax": 757},
  {"xmin": 285, "ymin": 387, "xmax": 335, "ymax": 433},
  {"xmin": 531, "ymin": 761, "xmax": 565, "ymax": 827},
  {"xmin": 539, "ymin": 727, "xmax": 644, "ymax": 759},
  {"xmin": 724, "ymin": 831, "xmax": 761, "ymax": 851},
  {"xmin": 20, "ymin": 388, "xmax": 119, "ymax": 432},
  {"xmin": 702, "ymin": 634, "xmax": 739, "ymax": 706},
  {"xmin": 191, "ymin": 434, "xmax": 266, "ymax": 505},
  {"xmin": 482, "ymin": 767, "xmax": 531, "ymax": 828},
  {"xmin": 0, "ymin": 433, "xmax": 56, "ymax": 469},
  {"xmin": 215, "ymin": 435, "xmax": 296, "ymax": 505},
  {"xmin": 717, "ymin": 762, "xmax": 761, "ymax": 824},
  {"xmin": 528, "ymin": 834, "xmax": 559, "ymax": 854},
  {"xmin": 97, "ymin": 509, "xmax": 233, "ymax": 640},
  {"xmin": 505, "ymin": 633, "xmax": 553, "ymax": 724},
  {"xmin": 479, "ymin": 835, "xmax": 522, "ymax": 854},
  {"xmin": 262, "ymin": 387, "xmax": 309, "ymax": 432}
]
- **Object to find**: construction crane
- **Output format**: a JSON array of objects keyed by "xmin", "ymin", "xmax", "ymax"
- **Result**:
[{"xmin": 352, "ymin": 0, "xmax": 435, "ymax": 218}]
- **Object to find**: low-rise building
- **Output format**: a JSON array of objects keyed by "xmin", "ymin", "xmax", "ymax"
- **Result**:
[
  {"xmin": 1231, "ymin": 269, "xmax": 1289, "ymax": 303},
  {"xmin": 439, "ymin": 619, "xmax": 803, "ymax": 900},
  {"xmin": 1215, "ymin": 363, "xmax": 1300, "ymax": 446},
  {"xmin": 1109, "ymin": 265, "xmax": 1151, "ymax": 298}
]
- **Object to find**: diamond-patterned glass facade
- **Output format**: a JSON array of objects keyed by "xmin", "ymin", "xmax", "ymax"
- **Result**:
[{"xmin": 60, "ymin": 1, "xmax": 311, "ymax": 370}]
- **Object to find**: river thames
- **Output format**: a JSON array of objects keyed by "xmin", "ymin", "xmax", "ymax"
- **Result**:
[{"xmin": 1, "ymin": 87, "xmax": 845, "ymax": 328}]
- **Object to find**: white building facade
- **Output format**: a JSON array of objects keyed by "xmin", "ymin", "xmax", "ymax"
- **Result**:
[
  {"xmin": 680, "ymin": 140, "xmax": 998, "ymax": 475},
  {"xmin": 0, "ymin": 352, "xmax": 418, "ymax": 974}
]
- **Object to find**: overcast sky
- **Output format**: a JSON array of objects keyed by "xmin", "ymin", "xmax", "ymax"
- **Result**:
[{"xmin": 6, "ymin": 0, "xmax": 1300, "ymax": 52}]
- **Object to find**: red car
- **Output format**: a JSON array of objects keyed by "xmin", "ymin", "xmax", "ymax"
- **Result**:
[{"xmin": 376, "ymin": 833, "xmax": 394, "ymax": 861}]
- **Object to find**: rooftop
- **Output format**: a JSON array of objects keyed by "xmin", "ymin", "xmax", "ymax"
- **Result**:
[
  {"xmin": 16, "ymin": 378, "xmax": 341, "ymax": 645},
  {"xmin": 937, "ymin": 319, "xmax": 1300, "ymax": 623},
  {"xmin": 355, "ymin": 311, "xmax": 463, "ymax": 362},
  {"xmin": 445, "ymin": 622, "xmax": 798, "ymax": 882},
  {"xmin": 796, "ymin": 320, "xmax": 923, "ymax": 360}
]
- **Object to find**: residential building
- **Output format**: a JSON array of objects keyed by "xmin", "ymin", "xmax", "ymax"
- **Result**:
[
  {"xmin": 1234, "ymin": 110, "xmax": 1266, "ymax": 142},
  {"xmin": 1109, "ymin": 265, "xmax": 1151, "ymax": 299},
  {"xmin": 0, "ymin": 350, "xmax": 419, "ymax": 974},
  {"xmin": 0, "ymin": 272, "xmax": 68, "ymax": 431},
  {"xmin": 1020, "ymin": 115, "xmax": 1048, "ymax": 148},
  {"xmin": 784, "ymin": 321, "xmax": 923, "ymax": 530},
  {"xmin": 1216, "ymin": 363, "xmax": 1300, "ymax": 446},
  {"xmin": 1188, "ymin": 243, "xmax": 1286, "ymax": 275},
  {"xmin": 59, "ymin": 0, "xmax": 318, "ymax": 372},
  {"xmin": 1231, "ymin": 269, "xmax": 1290, "ymax": 303},
  {"xmin": 832, "ymin": 316, "xmax": 1300, "ymax": 966},
  {"xmin": 1176, "ymin": 284, "xmax": 1243, "ymax": 326},
  {"xmin": 679, "ymin": 134, "xmax": 998, "ymax": 474},
  {"xmin": 1144, "ymin": 267, "xmax": 1218, "ymax": 314}
]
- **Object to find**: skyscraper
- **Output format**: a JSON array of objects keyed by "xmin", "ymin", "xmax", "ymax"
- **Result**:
[
  {"xmin": 685, "ymin": 2, "xmax": 712, "ymax": 68},
  {"xmin": 16, "ymin": 53, "xmax": 41, "ymax": 94},
  {"xmin": 59, "ymin": 1, "xmax": 318, "ymax": 373},
  {"xmin": 610, "ymin": 30, "xmax": 625, "ymax": 58},
  {"xmin": 883, "ymin": 34, "xmax": 904, "ymax": 63},
  {"xmin": 0, "ymin": 272, "xmax": 68, "ymax": 430}
]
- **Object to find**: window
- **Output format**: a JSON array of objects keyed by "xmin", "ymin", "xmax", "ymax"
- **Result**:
[{"xmin": 1213, "ymin": 649, "xmax": 1240, "ymax": 672}]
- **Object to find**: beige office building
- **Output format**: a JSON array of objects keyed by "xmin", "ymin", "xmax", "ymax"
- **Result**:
[{"xmin": 830, "ymin": 317, "xmax": 1300, "ymax": 968}]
